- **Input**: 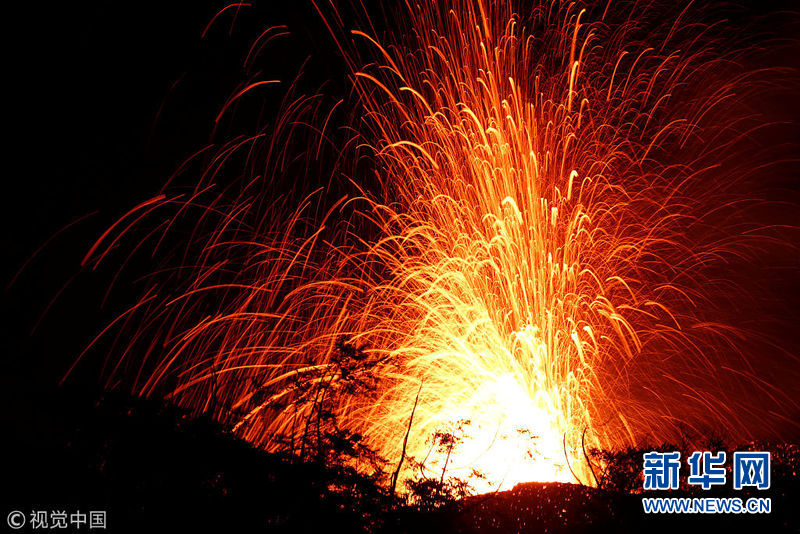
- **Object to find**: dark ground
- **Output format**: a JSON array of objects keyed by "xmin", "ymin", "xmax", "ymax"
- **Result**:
[{"xmin": 5, "ymin": 390, "xmax": 798, "ymax": 533}]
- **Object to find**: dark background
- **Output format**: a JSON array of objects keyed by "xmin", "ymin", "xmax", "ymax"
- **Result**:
[
  {"xmin": 2, "ymin": 1, "xmax": 365, "ymax": 525},
  {"xmin": 2, "ymin": 0, "xmax": 799, "ymax": 527},
  {"xmin": 2, "ymin": 0, "xmax": 356, "ymax": 437}
]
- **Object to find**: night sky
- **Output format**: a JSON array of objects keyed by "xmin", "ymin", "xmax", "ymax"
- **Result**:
[{"xmin": 4, "ymin": 0, "xmax": 354, "ymax": 434}]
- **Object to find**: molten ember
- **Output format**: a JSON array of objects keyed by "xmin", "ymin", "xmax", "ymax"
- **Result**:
[{"xmin": 72, "ymin": 0, "xmax": 799, "ymax": 493}]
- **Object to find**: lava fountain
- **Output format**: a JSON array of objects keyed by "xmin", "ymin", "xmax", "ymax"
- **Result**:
[{"xmin": 71, "ymin": 0, "xmax": 799, "ymax": 493}]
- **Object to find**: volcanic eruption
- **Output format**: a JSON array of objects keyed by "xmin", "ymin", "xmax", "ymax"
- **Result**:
[{"xmin": 70, "ymin": 0, "xmax": 800, "ymax": 494}]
